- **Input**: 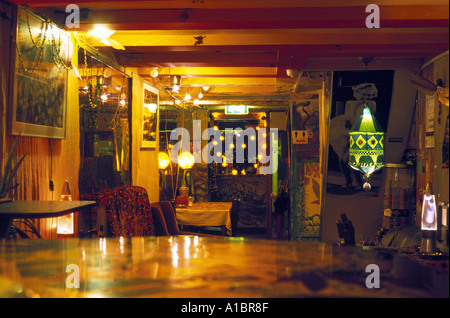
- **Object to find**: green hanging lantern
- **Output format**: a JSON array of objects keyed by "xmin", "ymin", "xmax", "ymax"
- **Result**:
[{"xmin": 349, "ymin": 104, "xmax": 384, "ymax": 190}]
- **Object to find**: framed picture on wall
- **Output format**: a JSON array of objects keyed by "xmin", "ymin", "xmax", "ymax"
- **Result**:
[
  {"xmin": 141, "ymin": 83, "xmax": 159, "ymax": 148},
  {"xmin": 10, "ymin": 7, "xmax": 70, "ymax": 139}
]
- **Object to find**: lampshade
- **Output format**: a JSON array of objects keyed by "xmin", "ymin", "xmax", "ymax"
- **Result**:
[
  {"xmin": 178, "ymin": 152, "xmax": 195, "ymax": 169},
  {"xmin": 170, "ymin": 75, "xmax": 181, "ymax": 86},
  {"xmin": 150, "ymin": 67, "xmax": 158, "ymax": 78},
  {"xmin": 57, "ymin": 180, "xmax": 74, "ymax": 235},
  {"xmin": 349, "ymin": 104, "xmax": 384, "ymax": 189},
  {"xmin": 158, "ymin": 152, "xmax": 171, "ymax": 170}
]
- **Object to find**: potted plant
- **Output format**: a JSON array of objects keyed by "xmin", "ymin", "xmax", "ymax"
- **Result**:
[{"xmin": 0, "ymin": 132, "xmax": 26, "ymax": 202}]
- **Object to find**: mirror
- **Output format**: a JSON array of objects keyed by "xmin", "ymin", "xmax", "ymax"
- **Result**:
[
  {"xmin": 77, "ymin": 47, "xmax": 131, "ymax": 195},
  {"xmin": 141, "ymin": 83, "xmax": 159, "ymax": 148}
]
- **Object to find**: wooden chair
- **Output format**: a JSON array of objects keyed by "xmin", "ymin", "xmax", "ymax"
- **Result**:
[
  {"xmin": 230, "ymin": 199, "xmax": 240, "ymax": 237},
  {"xmin": 151, "ymin": 205, "xmax": 170, "ymax": 236},
  {"xmin": 152, "ymin": 201, "xmax": 220, "ymax": 237}
]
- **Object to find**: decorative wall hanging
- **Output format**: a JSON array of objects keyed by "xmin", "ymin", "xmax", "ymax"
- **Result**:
[
  {"xmin": 290, "ymin": 96, "xmax": 321, "ymax": 240},
  {"xmin": 11, "ymin": 7, "xmax": 70, "ymax": 139},
  {"xmin": 141, "ymin": 83, "xmax": 159, "ymax": 148}
]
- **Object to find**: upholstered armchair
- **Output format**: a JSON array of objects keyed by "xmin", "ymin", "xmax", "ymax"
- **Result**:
[{"xmin": 82, "ymin": 186, "xmax": 157, "ymax": 237}]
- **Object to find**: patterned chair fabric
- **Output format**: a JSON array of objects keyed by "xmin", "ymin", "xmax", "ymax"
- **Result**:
[{"xmin": 82, "ymin": 186, "xmax": 155, "ymax": 237}]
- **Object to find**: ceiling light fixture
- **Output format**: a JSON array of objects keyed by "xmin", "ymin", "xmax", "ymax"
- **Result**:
[
  {"xmin": 103, "ymin": 68, "xmax": 112, "ymax": 78},
  {"xmin": 150, "ymin": 67, "xmax": 159, "ymax": 78},
  {"xmin": 171, "ymin": 75, "xmax": 181, "ymax": 86},
  {"xmin": 348, "ymin": 58, "xmax": 384, "ymax": 191},
  {"xmin": 86, "ymin": 25, "xmax": 125, "ymax": 50},
  {"xmin": 201, "ymin": 86, "xmax": 212, "ymax": 93},
  {"xmin": 349, "ymin": 106, "xmax": 384, "ymax": 191}
]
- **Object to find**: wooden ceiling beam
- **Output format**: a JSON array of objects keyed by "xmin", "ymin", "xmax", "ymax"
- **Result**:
[
  {"xmin": 136, "ymin": 67, "xmax": 278, "ymax": 78},
  {"xmin": 68, "ymin": 6, "xmax": 448, "ymax": 31},
  {"xmin": 303, "ymin": 57, "xmax": 424, "ymax": 71},
  {"xmin": 117, "ymin": 51, "xmax": 278, "ymax": 68},
  {"xmin": 101, "ymin": 43, "xmax": 448, "ymax": 55},
  {"xmin": 13, "ymin": 0, "xmax": 450, "ymax": 10},
  {"xmin": 89, "ymin": 28, "xmax": 448, "ymax": 50},
  {"xmin": 180, "ymin": 77, "xmax": 278, "ymax": 87}
]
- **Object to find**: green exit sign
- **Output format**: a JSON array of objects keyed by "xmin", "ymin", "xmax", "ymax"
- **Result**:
[{"xmin": 225, "ymin": 105, "xmax": 248, "ymax": 115}]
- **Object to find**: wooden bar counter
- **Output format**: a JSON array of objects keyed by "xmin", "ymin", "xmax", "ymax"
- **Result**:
[{"xmin": 0, "ymin": 236, "xmax": 447, "ymax": 298}]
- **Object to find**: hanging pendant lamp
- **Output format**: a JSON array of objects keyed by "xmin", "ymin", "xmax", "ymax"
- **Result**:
[{"xmin": 349, "ymin": 104, "xmax": 384, "ymax": 190}]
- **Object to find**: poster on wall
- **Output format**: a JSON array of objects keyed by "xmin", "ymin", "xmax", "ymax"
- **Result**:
[
  {"xmin": 299, "ymin": 161, "xmax": 321, "ymax": 238},
  {"xmin": 11, "ymin": 7, "xmax": 69, "ymax": 139},
  {"xmin": 290, "ymin": 97, "xmax": 321, "ymax": 240},
  {"xmin": 425, "ymin": 95, "xmax": 435, "ymax": 149},
  {"xmin": 215, "ymin": 175, "xmax": 267, "ymax": 230}
]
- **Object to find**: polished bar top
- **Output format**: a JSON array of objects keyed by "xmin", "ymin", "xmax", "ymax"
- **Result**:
[{"xmin": 0, "ymin": 236, "xmax": 446, "ymax": 298}]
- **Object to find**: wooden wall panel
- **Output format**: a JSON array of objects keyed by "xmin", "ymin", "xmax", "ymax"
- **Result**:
[
  {"xmin": 2, "ymin": 33, "xmax": 81, "ymax": 238},
  {"xmin": 414, "ymin": 52, "xmax": 449, "ymax": 225}
]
